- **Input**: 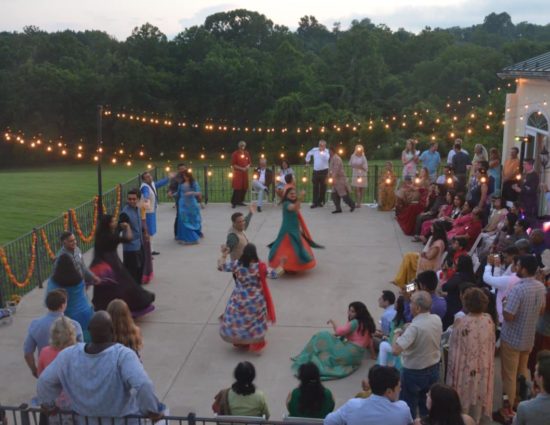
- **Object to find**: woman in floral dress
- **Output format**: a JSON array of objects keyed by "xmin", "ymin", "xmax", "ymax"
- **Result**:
[
  {"xmin": 446, "ymin": 287, "xmax": 495, "ymax": 424},
  {"xmin": 218, "ymin": 243, "xmax": 284, "ymax": 353}
]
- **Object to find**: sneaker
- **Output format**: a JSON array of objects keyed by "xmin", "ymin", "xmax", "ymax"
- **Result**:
[
  {"xmin": 310, "ymin": 204, "xmax": 318, "ymax": 209},
  {"xmin": 332, "ymin": 210, "xmax": 342, "ymax": 214}
]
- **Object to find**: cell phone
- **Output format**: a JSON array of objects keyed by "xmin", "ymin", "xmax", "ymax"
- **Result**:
[{"xmin": 406, "ymin": 282, "xmax": 416, "ymax": 293}]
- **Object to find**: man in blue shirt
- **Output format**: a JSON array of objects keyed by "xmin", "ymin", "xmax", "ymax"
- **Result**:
[
  {"xmin": 378, "ymin": 290, "xmax": 397, "ymax": 336},
  {"xmin": 419, "ymin": 142, "xmax": 441, "ymax": 182},
  {"xmin": 324, "ymin": 365, "xmax": 412, "ymax": 425},
  {"xmin": 119, "ymin": 189, "xmax": 146, "ymax": 285},
  {"xmin": 23, "ymin": 289, "xmax": 83, "ymax": 378},
  {"xmin": 403, "ymin": 271, "xmax": 447, "ymax": 323}
]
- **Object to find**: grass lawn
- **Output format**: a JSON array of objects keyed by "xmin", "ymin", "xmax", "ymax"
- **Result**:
[{"xmin": 0, "ymin": 163, "xmax": 147, "ymax": 245}]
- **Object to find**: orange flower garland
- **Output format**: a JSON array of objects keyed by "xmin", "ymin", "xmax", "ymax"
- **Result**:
[
  {"xmin": 63, "ymin": 212, "xmax": 69, "ymax": 231},
  {"xmin": 112, "ymin": 184, "xmax": 122, "ymax": 218},
  {"xmin": 70, "ymin": 197, "xmax": 98, "ymax": 244},
  {"xmin": 40, "ymin": 229, "xmax": 57, "ymax": 261},
  {"xmin": 0, "ymin": 231, "xmax": 37, "ymax": 288}
]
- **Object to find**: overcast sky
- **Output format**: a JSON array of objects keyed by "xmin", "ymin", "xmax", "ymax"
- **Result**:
[{"xmin": 2, "ymin": 0, "xmax": 549, "ymax": 40}]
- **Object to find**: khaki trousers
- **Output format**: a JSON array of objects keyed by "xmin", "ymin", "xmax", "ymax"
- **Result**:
[{"xmin": 500, "ymin": 340, "xmax": 531, "ymax": 407}]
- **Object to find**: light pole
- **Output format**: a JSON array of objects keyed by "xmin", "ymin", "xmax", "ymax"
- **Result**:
[{"xmin": 97, "ymin": 105, "xmax": 104, "ymax": 217}]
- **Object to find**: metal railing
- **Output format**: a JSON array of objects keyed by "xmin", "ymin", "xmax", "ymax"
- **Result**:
[
  {"xmin": 0, "ymin": 406, "xmax": 322, "ymax": 425},
  {"xmin": 1, "ymin": 164, "xmax": 403, "ymax": 307}
]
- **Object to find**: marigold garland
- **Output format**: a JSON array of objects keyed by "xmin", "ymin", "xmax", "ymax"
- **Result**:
[
  {"xmin": 63, "ymin": 212, "xmax": 69, "ymax": 231},
  {"xmin": 70, "ymin": 197, "xmax": 98, "ymax": 244},
  {"xmin": 0, "ymin": 231, "xmax": 37, "ymax": 288},
  {"xmin": 40, "ymin": 229, "xmax": 57, "ymax": 261}
]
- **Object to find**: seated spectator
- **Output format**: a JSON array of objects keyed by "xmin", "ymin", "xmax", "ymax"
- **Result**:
[
  {"xmin": 483, "ymin": 247, "xmax": 521, "ymax": 325},
  {"xmin": 477, "ymin": 196, "xmax": 509, "ymax": 253},
  {"xmin": 286, "ymin": 362, "xmax": 334, "ymax": 418},
  {"xmin": 277, "ymin": 173, "xmax": 296, "ymax": 199},
  {"xmin": 324, "ymin": 365, "xmax": 412, "ymax": 425},
  {"xmin": 37, "ymin": 311, "xmax": 163, "ymax": 423},
  {"xmin": 107, "ymin": 299, "xmax": 143, "ymax": 356},
  {"xmin": 415, "ymin": 384, "xmax": 475, "ymax": 425},
  {"xmin": 530, "ymin": 229, "xmax": 547, "ymax": 267},
  {"xmin": 415, "ymin": 190, "xmax": 455, "ymax": 242},
  {"xmin": 212, "ymin": 361, "xmax": 270, "ymax": 418},
  {"xmin": 442, "ymin": 237, "xmax": 468, "ymax": 281},
  {"xmin": 47, "ymin": 253, "xmax": 94, "ymax": 342},
  {"xmin": 514, "ymin": 351, "xmax": 550, "ymax": 424},
  {"xmin": 395, "ymin": 176, "xmax": 419, "ymax": 216},
  {"xmin": 419, "ymin": 193, "xmax": 465, "ymax": 243},
  {"xmin": 447, "ymin": 207, "xmax": 483, "ymax": 251},
  {"xmin": 378, "ymin": 161, "xmax": 397, "ymax": 211},
  {"xmin": 378, "ymin": 296, "xmax": 406, "ymax": 369},
  {"xmin": 515, "ymin": 238, "xmax": 532, "ymax": 256},
  {"xmin": 392, "ymin": 291, "xmax": 443, "ymax": 418},
  {"xmin": 397, "ymin": 173, "xmax": 433, "ymax": 235},
  {"xmin": 276, "ymin": 160, "xmax": 294, "ymax": 190},
  {"xmin": 514, "ymin": 219, "xmax": 530, "ymax": 243},
  {"xmin": 252, "ymin": 158, "xmax": 274, "ymax": 212},
  {"xmin": 411, "ymin": 185, "xmax": 447, "ymax": 239},
  {"xmin": 24, "ymin": 289, "xmax": 83, "ymax": 378},
  {"xmin": 446, "ymin": 288, "xmax": 495, "ymax": 424},
  {"xmin": 442, "ymin": 255, "xmax": 475, "ymax": 330},
  {"xmin": 490, "ymin": 213, "xmax": 519, "ymax": 255},
  {"xmin": 392, "ymin": 221, "xmax": 448, "ymax": 289},
  {"xmin": 378, "ymin": 290, "xmax": 397, "ymax": 337},
  {"xmin": 291, "ymin": 302, "xmax": 376, "ymax": 380},
  {"xmin": 436, "ymin": 165, "xmax": 458, "ymax": 187},
  {"xmin": 404, "ymin": 271, "xmax": 447, "ymax": 323}
]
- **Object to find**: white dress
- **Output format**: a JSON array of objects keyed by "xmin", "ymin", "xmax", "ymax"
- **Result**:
[{"xmin": 349, "ymin": 154, "xmax": 368, "ymax": 188}]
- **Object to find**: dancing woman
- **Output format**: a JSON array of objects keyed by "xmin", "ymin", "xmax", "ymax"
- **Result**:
[
  {"xmin": 176, "ymin": 171, "xmax": 203, "ymax": 244},
  {"xmin": 291, "ymin": 301, "xmax": 376, "ymax": 380},
  {"xmin": 268, "ymin": 187, "xmax": 322, "ymax": 272},
  {"xmin": 218, "ymin": 243, "xmax": 284, "ymax": 353},
  {"xmin": 90, "ymin": 215, "xmax": 155, "ymax": 315}
]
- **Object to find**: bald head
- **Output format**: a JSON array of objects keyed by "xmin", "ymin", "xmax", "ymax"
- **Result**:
[{"xmin": 88, "ymin": 311, "xmax": 114, "ymax": 344}]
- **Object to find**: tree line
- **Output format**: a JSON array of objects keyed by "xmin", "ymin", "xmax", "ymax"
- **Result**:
[{"xmin": 1, "ymin": 10, "xmax": 550, "ymax": 165}]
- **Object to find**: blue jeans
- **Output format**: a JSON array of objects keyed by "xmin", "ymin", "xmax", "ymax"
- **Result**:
[{"xmin": 400, "ymin": 363, "xmax": 440, "ymax": 418}]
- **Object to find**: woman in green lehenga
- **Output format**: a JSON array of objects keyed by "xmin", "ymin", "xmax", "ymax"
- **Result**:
[{"xmin": 291, "ymin": 302, "xmax": 376, "ymax": 380}]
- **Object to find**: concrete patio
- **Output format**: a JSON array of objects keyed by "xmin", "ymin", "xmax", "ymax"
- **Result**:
[{"xmin": 0, "ymin": 202, "xmax": 501, "ymax": 421}]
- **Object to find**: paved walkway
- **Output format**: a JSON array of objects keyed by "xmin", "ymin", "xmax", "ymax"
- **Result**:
[{"xmin": 0, "ymin": 202, "xmax": 500, "ymax": 421}]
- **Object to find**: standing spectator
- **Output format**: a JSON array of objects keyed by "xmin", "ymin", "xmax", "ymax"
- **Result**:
[
  {"xmin": 513, "ymin": 159, "xmax": 540, "ymax": 223},
  {"xmin": 230, "ymin": 141, "xmax": 252, "ymax": 208},
  {"xmin": 252, "ymin": 158, "xmax": 274, "ymax": 212},
  {"xmin": 23, "ymin": 289, "xmax": 83, "ymax": 378},
  {"xmin": 500, "ymin": 255, "xmax": 546, "ymax": 414},
  {"xmin": 392, "ymin": 291, "xmax": 443, "ymax": 418},
  {"xmin": 514, "ymin": 351, "xmax": 550, "ymax": 425},
  {"xmin": 140, "ymin": 171, "xmax": 169, "ymax": 255},
  {"xmin": 37, "ymin": 311, "xmax": 163, "ymax": 422},
  {"xmin": 349, "ymin": 144, "xmax": 369, "ymax": 207},
  {"xmin": 402, "ymin": 139, "xmax": 419, "ymax": 179},
  {"xmin": 168, "ymin": 163, "xmax": 187, "ymax": 237},
  {"xmin": 528, "ymin": 277, "xmax": 550, "ymax": 375},
  {"xmin": 379, "ymin": 290, "xmax": 397, "ymax": 336},
  {"xmin": 442, "ymin": 255, "xmax": 475, "ymax": 330},
  {"xmin": 420, "ymin": 143, "xmax": 441, "ymax": 182},
  {"xmin": 446, "ymin": 138, "xmax": 468, "ymax": 165},
  {"xmin": 324, "ymin": 365, "xmax": 412, "ymax": 425},
  {"xmin": 415, "ymin": 384, "xmax": 475, "ymax": 425},
  {"xmin": 451, "ymin": 142, "xmax": 471, "ymax": 191},
  {"xmin": 305, "ymin": 140, "xmax": 330, "ymax": 208},
  {"xmin": 225, "ymin": 204, "xmax": 255, "ymax": 261},
  {"xmin": 502, "ymin": 147, "xmax": 521, "ymax": 203},
  {"xmin": 446, "ymin": 288, "xmax": 495, "ymax": 424},
  {"xmin": 329, "ymin": 147, "xmax": 355, "ymax": 213},
  {"xmin": 55, "ymin": 231, "xmax": 99, "ymax": 285},
  {"xmin": 107, "ymin": 299, "xmax": 143, "ymax": 356},
  {"xmin": 119, "ymin": 189, "xmax": 146, "ymax": 286},
  {"xmin": 286, "ymin": 362, "xmax": 335, "ymax": 418},
  {"xmin": 212, "ymin": 361, "xmax": 270, "ymax": 418},
  {"xmin": 489, "ymin": 148, "xmax": 502, "ymax": 197}
]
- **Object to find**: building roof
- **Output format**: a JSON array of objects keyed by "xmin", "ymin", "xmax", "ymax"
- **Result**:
[{"xmin": 498, "ymin": 51, "xmax": 550, "ymax": 80}]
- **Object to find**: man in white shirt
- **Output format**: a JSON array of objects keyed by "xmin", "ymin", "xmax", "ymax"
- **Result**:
[
  {"xmin": 392, "ymin": 291, "xmax": 442, "ymax": 418},
  {"xmin": 324, "ymin": 365, "xmax": 413, "ymax": 425},
  {"xmin": 252, "ymin": 158, "xmax": 273, "ymax": 212},
  {"xmin": 305, "ymin": 140, "xmax": 330, "ymax": 208}
]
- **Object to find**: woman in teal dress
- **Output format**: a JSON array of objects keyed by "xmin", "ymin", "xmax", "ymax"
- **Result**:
[
  {"xmin": 176, "ymin": 171, "xmax": 203, "ymax": 244},
  {"xmin": 268, "ymin": 187, "xmax": 322, "ymax": 272},
  {"xmin": 291, "ymin": 301, "xmax": 376, "ymax": 380},
  {"xmin": 286, "ymin": 362, "xmax": 335, "ymax": 418},
  {"xmin": 47, "ymin": 254, "xmax": 94, "ymax": 341}
]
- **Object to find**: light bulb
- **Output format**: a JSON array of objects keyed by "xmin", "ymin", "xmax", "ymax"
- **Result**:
[{"xmin": 229, "ymin": 172, "xmax": 233, "ymax": 178}]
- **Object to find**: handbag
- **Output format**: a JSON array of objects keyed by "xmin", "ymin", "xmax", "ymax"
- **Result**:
[{"xmin": 212, "ymin": 388, "xmax": 231, "ymax": 414}]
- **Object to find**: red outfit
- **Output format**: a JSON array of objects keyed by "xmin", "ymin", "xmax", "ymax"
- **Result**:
[
  {"xmin": 447, "ymin": 214, "xmax": 482, "ymax": 250},
  {"xmin": 231, "ymin": 150, "xmax": 251, "ymax": 190},
  {"xmin": 397, "ymin": 188, "xmax": 429, "ymax": 235}
]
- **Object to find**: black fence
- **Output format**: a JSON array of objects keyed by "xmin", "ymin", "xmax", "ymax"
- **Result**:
[
  {"xmin": 0, "ymin": 406, "xmax": 323, "ymax": 425},
  {"xmin": 1, "ymin": 163, "xmax": 404, "ymax": 307}
]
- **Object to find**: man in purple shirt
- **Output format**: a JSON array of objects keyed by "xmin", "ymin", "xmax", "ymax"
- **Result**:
[{"xmin": 403, "ymin": 271, "xmax": 447, "ymax": 323}]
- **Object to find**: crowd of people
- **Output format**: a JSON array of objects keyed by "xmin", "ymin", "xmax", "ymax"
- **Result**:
[{"xmin": 14, "ymin": 137, "xmax": 550, "ymax": 425}]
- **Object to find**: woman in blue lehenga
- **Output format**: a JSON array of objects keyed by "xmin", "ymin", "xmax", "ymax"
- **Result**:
[{"xmin": 176, "ymin": 171, "xmax": 203, "ymax": 244}]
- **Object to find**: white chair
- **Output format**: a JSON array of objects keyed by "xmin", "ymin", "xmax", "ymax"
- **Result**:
[
  {"xmin": 468, "ymin": 233, "xmax": 484, "ymax": 256},
  {"xmin": 283, "ymin": 416, "xmax": 324, "ymax": 424}
]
